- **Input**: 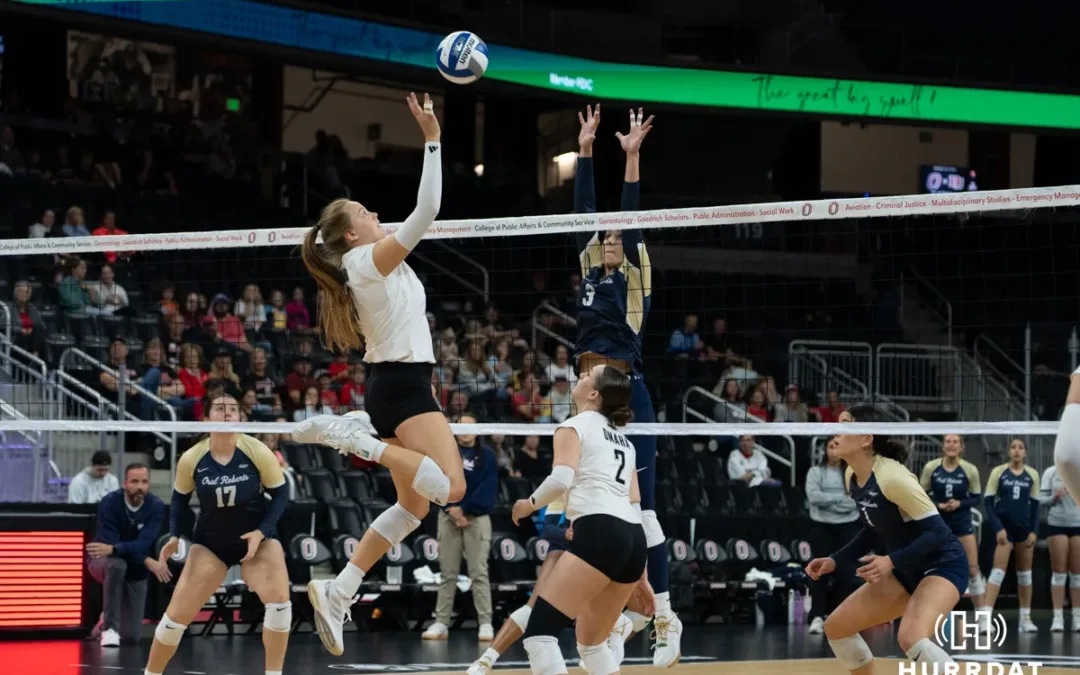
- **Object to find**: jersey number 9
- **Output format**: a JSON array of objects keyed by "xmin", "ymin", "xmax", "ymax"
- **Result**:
[
  {"xmin": 583, "ymin": 284, "xmax": 596, "ymax": 307},
  {"xmin": 1012, "ymin": 485, "xmax": 1021, "ymax": 500},
  {"xmin": 216, "ymin": 485, "xmax": 237, "ymax": 508}
]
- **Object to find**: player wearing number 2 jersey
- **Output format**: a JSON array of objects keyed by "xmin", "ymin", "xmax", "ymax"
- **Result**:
[
  {"xmin": 510, "ymin": 365, "xmax": 653, "ymax": 675},
  {"xmin": 144, "ymin": 395, "xmax": 292, "ymax": 675}
]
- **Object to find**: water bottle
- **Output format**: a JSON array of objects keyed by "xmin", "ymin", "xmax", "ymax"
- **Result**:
[
  {"xmin": 793, "ymin": 589, "xmax": 806, "ymax": 628},
  {"xmin": 787, "ymin": 589, "xmax": 795, "ymax": 624}
]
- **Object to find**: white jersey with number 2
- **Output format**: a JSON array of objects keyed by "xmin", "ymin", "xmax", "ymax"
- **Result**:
[{"xmin": 558, "ymin": 411, "xmax": 641, "ymax": 525}]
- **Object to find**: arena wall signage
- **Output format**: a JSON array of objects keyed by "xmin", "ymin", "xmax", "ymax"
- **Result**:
[{"xmin": 13, "ymin": 0, "xmax": 1080, "ymax": 128}]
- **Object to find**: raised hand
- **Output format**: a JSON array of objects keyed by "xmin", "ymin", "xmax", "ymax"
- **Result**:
[
  {"xmin": 407, "ymin": 92, "xmax": 441, "ymax": 143},
  {"xmin": 615, "ymin": 108, "xmax": 654, "ymax": 154},
  {"xmin": 577, "ymin": 104, "xmax": 601, "ymax": 151}
]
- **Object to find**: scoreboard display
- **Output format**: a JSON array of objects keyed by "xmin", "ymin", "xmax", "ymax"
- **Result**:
[{"xmin": 920, "ymin": 165, "xmax": 978, "ymax": 194}]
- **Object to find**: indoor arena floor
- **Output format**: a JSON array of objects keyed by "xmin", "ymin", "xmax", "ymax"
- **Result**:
[{"xmin": 3, "ymin": 623, "xmax": 1078, "ymax": 674}]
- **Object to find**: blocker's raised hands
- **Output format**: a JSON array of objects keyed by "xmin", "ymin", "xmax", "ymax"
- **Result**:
[
  {"xmin": 578, "ymin": 104, "xmax": 601, "ymax": 151},
  {"xmin": 616, "ymin": 107, "xmax": 654, "ymax": 154}
]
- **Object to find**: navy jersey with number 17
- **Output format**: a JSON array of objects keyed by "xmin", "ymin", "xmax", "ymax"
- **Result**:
[{"xmin": 573, "ymin": 156, "xmax": 651, "ymax": 374}]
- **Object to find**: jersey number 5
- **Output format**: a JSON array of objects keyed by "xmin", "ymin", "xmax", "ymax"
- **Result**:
[
  {"xmin": 583, "ymin": 284, "xmax": 596, "ymax": 307},
  {"xmin": 614, "ymin": 449, "xmax": 626, "ymax": 485},
  {"xmin": 216, "ymin": 485, "xmax": 237, "ymax": 508}
]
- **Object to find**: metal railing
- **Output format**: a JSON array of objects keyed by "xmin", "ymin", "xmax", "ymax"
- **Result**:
[
  {"xmin": 874, "ymin": 343, "xmax": 961, "ymax": 404},
  {"xmin": 432, "ymin": 240, "xmax": 490, "ymax": 302},
  {"xmin": 681, "ymin": 386, "xmax": 797, "ymax": 485},
  {"xmin": 0, "ymin": 398, "xmax": 57, "ymax": 502},
  {"xmin": 900, "ymin": 270, "xmax": 954, "ymax": 346},
  {"xmin": 410, "ymin": 248, "xmax": 488, "ymax": 303},
  {"xmin": 974, "ymin": 333, "xmax": 1029, "ymax": 413},
  {"xmin": 59, "ymin": 348, "xmax": 178, "ymax": 488},
  {"xmin": 531, "ymin": 302, "xmax": 577, "ymax": 351},
  {"xmin": 788, "ymin": 347, "xmax": 869, "ymax": 405},
  {"xmin": 789, "ymin": 340, "xmax": 873, "ymax": 392}
]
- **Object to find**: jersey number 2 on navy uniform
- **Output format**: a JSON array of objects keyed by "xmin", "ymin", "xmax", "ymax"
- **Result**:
[
  {"xmin": 216, "ymin": 485, "xmax": 237, "ymax": 508},
  {"xmin": 614, "ymin": 449, "xmax": 626, "ymax": 484}
]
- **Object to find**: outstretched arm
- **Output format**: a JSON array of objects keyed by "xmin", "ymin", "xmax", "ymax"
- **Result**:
[
  {"xmin": 575, "ymin": 104, "xmax": 601, "ymax": 264},
  {"xmin": 616, "ymin": 108, "xmax": 653, "ymax": 269}
]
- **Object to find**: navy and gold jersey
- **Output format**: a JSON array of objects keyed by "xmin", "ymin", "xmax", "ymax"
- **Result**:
[
  {"xmin": 175, "ymin": 435, "xmax": 285, "ymax": 540},
  {"xmin": 985, "ymin": 463, "xmax": 1039, "ymax": 531},
  {"xmin": 846, "ymin": 456, "xmax": 966, "ymax": 573},
  {"xmin": 573, "ymin": 157, "xmax": 650, "ymax": 374},
  {"xmin": 920, "ymin": 458, "xmax": 981, "ymax": 524}
]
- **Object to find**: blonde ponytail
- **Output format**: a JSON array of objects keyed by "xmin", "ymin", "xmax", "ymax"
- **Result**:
[{"xmin": 300, "ymin": 201, "xmax": 363, "ymax": 353}]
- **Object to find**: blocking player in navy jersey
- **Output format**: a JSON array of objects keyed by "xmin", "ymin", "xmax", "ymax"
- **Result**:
[
  {"xmin": 805, "ymin": 405, "xmax": 967, "ymax": 674},
  {"xmin": 919, "ymin": 434, "xmax": 986, "ymax": 608},
  {"xmin": 980, "ymin": 438, "xmax": 1040, "ymax": 633},
  {"xmin": 573, "ymin": 104, "xmax": 677, "ymax": 666},
  {"xmin": 144, "ymin": 394, "xmax": 291, "ymax": 675}
]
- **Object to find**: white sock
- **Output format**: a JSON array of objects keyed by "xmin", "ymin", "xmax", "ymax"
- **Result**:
[
  {"xmin": 267, "ymin": 671, "xmax": 282, "ymax": 675},
  {"xmin": 654, "ymin": 592, "xmax": 672, "ymax": 616},
  {"xmin": 1055, "ymin": 608, "xmax": 1064, "ymax": 621},
  {"xmin": 336, "ymin": 562, "xmax": 366, "ymax": 599},
  {"xmin": 145, "ymin": 671, "xmax": 162, "ymax": 675},
  {"xmin": 905, "ymin": 637, "xmax": 954, "ymax": 665},
  {"xmin": 1019, "ymin": 607, "xmax": 1031, "ymax": 621},
  {"xmin": 481, "ymin": 648, "xmax": 500, "ymax": 665}
]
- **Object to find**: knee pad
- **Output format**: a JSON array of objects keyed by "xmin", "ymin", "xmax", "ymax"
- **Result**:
[
  {"xmin": 641, "ymin": 510, "xmax": 665, "ymax": 549},
  {"xmin": 968, "ymin": 574, "xmax": 986, "ymax": 596},
  {"xmin": 828, "ymin": 634, "xmax": 874, "ymax": 670},
  {"xmin": 154, "ymin": 613, "xmax": 187, "ymax": 646},
  {"xmin": 524, "ymin": 635, "xmax": 568, "ymax": 675},
  {"xmin": 522, "ymin": 597, "xmax": 572, "ymax": 640},
  {"xmin": 1016, "ymin": 570, "xmax": 1033, "ymax": 587},
  {"xmin": 1052, "ymin": 572, "xmax": 1069, "ymax": 587},
  {"xmin": 1070, "ymin": 573, "xmax": 1080, "ymax": 588},
  {"xmin": 412, "ymin": 456, "xmax": 451, "ymax": 506},
  {"xmin": 625, "ymin": 610, "xmax": 651, "ymax": 633},
  {"xmin": 509, "ymin": 604, "xmax": 532, "ymax": 632},
  {"xmin": 906, "ymin": 637, "xmax": 955, "ymax": 665},
  {"xmin": 263, "ymin": 601, "xmax": 292, "ymax": 632},
  {"xmin": 370, "ymin": 502, "xmax": 422, "ymax": 547},
  {"xmin": 577, "ymin": 642, "xmax": 618, "ymax": 675},
  {"xmin": 988, "ymin": 568, "xmax": 1006, "ymax": 586}
]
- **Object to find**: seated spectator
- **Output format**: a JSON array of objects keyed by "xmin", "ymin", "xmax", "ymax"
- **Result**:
[
  {"xmin": 487, "ymin": 434, "xmax": 515, "ymax": 476},
  {"xmin": 68, "ymin": 450, "xmax": 119, "ymax": 504},
  {"xmin": 436, "ymin": 327, "xmax": 459, "ymax": 363},
  {"xmin": 816, "ymin": 391, "xmax": 846, "ymax": 423},
  {"xmin": 667, "ymin": 313, "xmax": 703, "ymax": 359},
  {"xmin": 163, "ymin": 313, "xmax": 186, "ymax": 368},
  {"xmin": 139, "ymin": 338, "xmax": 194, "ymax": 419},
  {"xmin": 487, "ymin": 338, "xmax": 514, "ymax": 400},
  {"xmin": 706, "ymin": 317, "xmax": 743, "ymax": 364},
  {"xmin": 240, "ymin": 348, "xmax": 281, "ymax": 413},
  {"xmin": 88, "ymin": 264, "xmax": 129, "ymax": 316},
  {"xmin": 159, "ymin": 283, "xmax": 178, "ymax": 317},
  {"xmin": 337, "ymin": 365, "xmax": 366, "ymax": 411},
  {"xmin": 285, "ymin": 287, "xmax": 310, "ymax": 330},
  {"xmin": 774, "ymin": 384, "xmax": 811, "ymax": 423},
  {"xmin": 207, "ymin": 348, "xmax": 242, "ymax": 396},
  {"xmin": 235, "ymin": 284, "xmax": 266, "ymax": 332},
  {"xmin": 512, "ymin": 350, "xmax": 546, "ymax": 390},
  {"xmin": 723, "ymin": 359, "xmax": 760, "ymax": 396},
  {"xmin": 97, "ymin": 338, "xmax": 141, "ymax": 408},
  {"xmin": 512, "ymin": 373, "xmax": 543, "ymax": 422},
  {"xmin": 177, "ymin": 343, "xmax": 209, "ymax": 420},
  {"xmin": 727, "ymin": 435, "xmax": 780, "ymax": 487},
  {"xmin": 314, "ymin": 370, "xmax": 340, "ymax": 411},
  {"xmin": 85, "ymin": 464, "xmax": 168, "ymax": 647},
  {"xmin": 29, "ymin": 208, "xmax": 55, "ymax": 239},
  {"xmin": 181, "ymin": 293, "xmax": 202, "ymax": 329},
  {"xmin": 9, "ymin": 280, "xmax": 45, "ymax": 357},
  {"xmin": 267, "ymin": 290, "xmax": 288, "ymax": 330},
  {"xmin": 514, "ymin": 435, "xmax": 550, "ymax": 482},
  {"xmin": 90, "ymin": 211, "xmax": 129, "ymax": 264},
  {"xmin": 746, "ymin": 388, "xmax": 773, "ymax": 422},
  {"xmin": 284, "ymin": 355, "xmax": 315, "ymax": 410},
  {"xmin": 62, "ymin": 205, "xmax": 91, "ymax": 238},
  {"xmin": 712, "ymin": 378, "xmax": 747, "ymax": 422},
  {"xmin": 0, "ymin": 125, "xmax": 24, "ymax": 174},
  {"xmin": 294, "ymin": 385, "xmax": 334, "ymax": 422},
  {"xmin": 458, "ymin": 341, "xmax": 498, "ymax": 397},
  {"xmin": 546, "ymin": 344, "xmax": 577, "ymax": 386},
  {"xmin": 207, "ymin": 293, "xmax": 254, "ymax": 354},
  {"xmin": 446, "ymin": 390, "xmax": 470, "ymax": 419},
  {"xmin": 542, "ymin": 375, "xmax": 576, "ymax": 423},
  {"xmin": 58, "ymin": 258, "xmax": 99, "ymax": 314},
  {"xmin": 328, "ymin": 353, "xmax": 351, "ymax": 384}
]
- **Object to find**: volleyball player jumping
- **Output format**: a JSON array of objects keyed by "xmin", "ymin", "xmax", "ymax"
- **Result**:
[
  {"xmin": 296, "ymin": 93, "xmax": 467, "ymax": 656},
  {"xmin": 806, "ymin": 405, "xmax": 968, "ymax": 675},
  {"xmin": 1054, "ymin": 372, "xmax": 1080, "ymax": 546},
  {"xmin": 573, "ymin": 104, "xmax": 679, "ymax": 666},
  {"xmin": 144, "ymin": 394, "xmax": 292, "ymax": 675},
  {"xmin": 511, "ymin": 364, "xmax": 654, "ymax": 675}
]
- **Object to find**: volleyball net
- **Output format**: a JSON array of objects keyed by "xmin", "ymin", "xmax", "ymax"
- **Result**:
[{"xmin": 0, "ymin": 184, "xmax": 1078, "ymax": 499}]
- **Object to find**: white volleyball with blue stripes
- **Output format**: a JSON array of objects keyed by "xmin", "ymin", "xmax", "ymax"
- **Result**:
[{"xmin": 436, "ymin": 31, "xmax": 488, "ymax": 85}]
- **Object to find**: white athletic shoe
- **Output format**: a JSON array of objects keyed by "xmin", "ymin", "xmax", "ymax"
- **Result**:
[
  {"xmin": 1018, "ymin": 619, "xmax": 1039, "ymax": 633},
  {"xmin": 100, "ymin": 628, "xmax": 120, "ymax": 647},
  {"xmin": 1051, "ymin": 616, "xmax": 1065, "ymax": 632},
  {"xmin": 808, "ymin": 616, "xmax": 825, "ymax": 634},
  {"xmin": 651, "ymin": 613, "xmax": 683, "ymax": 668},
  {"xmin": 467, "ymin": 658, "xmax": 493, "ymax": 675},
  {"xmin": 294, "ymin": 414, "xmax": 381, "ymax": 461},
  {"xmin": 308, "ymin": 579, "xmax": 353, "ymax": 656},
  {"xmin": 422, "ymin": 622, "xmax": 450, "ymax": 640},
  {"xmin": 478, "ymin": 623, "xmax": 494, "ymax": 641},
  {"xmin": 608, "ymin": 613, "xmax": 634, "ymax": 666}
]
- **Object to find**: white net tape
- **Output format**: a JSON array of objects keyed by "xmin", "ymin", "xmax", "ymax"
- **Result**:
[{"xmin": 0, "ymin": 184, "xmax": 1078, "ymax": 255}]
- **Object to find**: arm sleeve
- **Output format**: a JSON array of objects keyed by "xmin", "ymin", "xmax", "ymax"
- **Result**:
[
  {"xmin": 829, "ymin": 527, "xmax": 877, "ymax": 568},
  {"xmin": 985, "ymin": 493, "xmax": 1003, "ymax": 532},
  {"xmin": 887, "ymin": 513, "xmax": 955, "ymax": 570},
  {"xmin": 541, "ymin": 512, "xmax": 569, "ymax": 542},
  {"xmin": 964, "ymin": 460, "xmax": 982, "ymax": 494},
  {"xmin": 919, "ymin": 461, "xmax": 935, "ymax": 493},
  {"xmin": 392, "ymin": 142, "xmax": 442, "ymax": 250},
  {"xmin": 169, "ymin": 490, "xmax": 194, "ymax": 538},
  {"xmin": 958, "ymin": 491, "xmax": 981, "ymax": 510},
  {"xmin": 115, "ymin": 500, "xmax": 163, "ymax": 558},
  {"xmin": 257, "ymin": 484, "xmax": 289, "ymax": 538}
]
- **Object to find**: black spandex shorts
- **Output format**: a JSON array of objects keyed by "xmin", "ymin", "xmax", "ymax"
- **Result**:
[
  {"xmin": 365, "ymin": 362, "xmax": 441, "ymax": 438},
  {"xmin": 193, "ymin": 532, "xmax": 275, "ymax": 567},
  {"xmin": 568, "ymin": 514, "xmax": 647, "ymax": 584},
  {"xmin": 1046, "ymin": 525, "xmax": 1080, "ymax": 538}
]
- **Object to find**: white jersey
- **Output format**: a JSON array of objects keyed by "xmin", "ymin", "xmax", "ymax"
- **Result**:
[
  {"xmin": 342, "ymin": 244, "xmax": 435, "ymax": 364},
  {"xmin": 1041, "ymin": 466, "xmax": 1080, "ymax": 527},
  {"xmin": 558, "ymin": 411, "xmax": 641, "ymax": 524}
]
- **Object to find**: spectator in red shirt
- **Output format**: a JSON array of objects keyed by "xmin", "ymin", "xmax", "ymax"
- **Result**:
[
  {"xmin": 328, "ymin": 353, "xmax": 351, "ymax": 383},
  {"xmin": 285, "ymin": 287, "xmax": 310, "ymax": 330},
  {"xmin": 512, "ymin": 374, "xmax": 544, "ymax": 422},
  {"xmin": 746, "ymin": 388, "xmax": 773, "ymax": 422},
  {"xmin": 314, "ymin": 370, "xmax": 340, "ymax": 411},
  {"xmin": 815, "ymin": 390, "xmax": 846, "ymax": 423},
  {"xmin": 177, "ymin": 343, "xmax": 208, "ymax": 420},
  {"xmin": 90, "ymin": 211, "xmax": 129, "ymax": 264},
  {"xmin": 10, "ymin": 280, "xmax": 45, "ymax": 357},
  {"xmin": 340, "ymin": 365, "xmax": 367, "ymax": 411},
  {"xmin": 207, "ymin": 293, "xmax": 253, "ymax": 354}
]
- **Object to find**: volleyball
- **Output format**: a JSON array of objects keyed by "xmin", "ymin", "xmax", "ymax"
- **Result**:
[{"xmin": 435, "ymin": 31, "xmax": 488, "ymax": 85}]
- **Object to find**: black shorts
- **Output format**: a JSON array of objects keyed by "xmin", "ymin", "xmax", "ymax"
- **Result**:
[
  {"xmin": 193, "ymin": 532, "xmax": 273, "ymax": 567},
  {"xmin": 1045, "ymin": 525, "xmax": 1080, "ymax": 538},
  {"xmin": 365, "ymin": 362, "xmax": 441, "ymax": 438},
  {"xmin": 568, "ymin": 514, "xmax": 647, "ymax": 584}
]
